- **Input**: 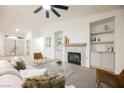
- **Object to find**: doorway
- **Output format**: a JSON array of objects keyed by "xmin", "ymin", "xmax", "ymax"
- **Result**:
[
  {"xmin": 4, "ymin": 36, "xmax": 24, "ymax": 56},
  {"xmin": 54, "ymin": 31, "xmax": 63, "ymax": 61}
]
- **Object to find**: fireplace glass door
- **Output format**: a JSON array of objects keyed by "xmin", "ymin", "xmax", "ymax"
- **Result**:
[{"xmin": 68, "ymin": 52, "xmax": 81, "ymax": 65}]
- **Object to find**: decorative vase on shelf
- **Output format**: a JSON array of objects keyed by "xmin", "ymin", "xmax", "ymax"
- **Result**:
[
  {"xmin": 67, "ymin": 38, "xmax": 69, "ymax": 44},
  {"xmin": 97, "ymin": 38, "xmax": 100, "ymax": 42},
  {"xmin": 64, "ymin": 36, "xmax": 68, "ymax": 45},
  {"xmin": 94, "ymin": 37, "xmax": 96, "ymax": 42}
]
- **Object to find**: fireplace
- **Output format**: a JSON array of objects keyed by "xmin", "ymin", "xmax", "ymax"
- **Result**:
[{"xmin": 68, "ymin": 52, "xmax": 81, "ymax": 65}]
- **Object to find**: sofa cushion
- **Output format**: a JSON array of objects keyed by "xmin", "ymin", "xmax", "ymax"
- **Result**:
[
  {"xmin": 0, "ymin": 60, "xmax": 22, "ymax": 88},
  {"xmin": 0, "ymin": 60, "xmax": 13, "ymax": 67},
  {"xmin": 20, "ymin": 68, "xmax": 48, "ymax": 79},
  {"xmin": 21, "ymin": 72, "xmax": 65, "ymax": 88}
]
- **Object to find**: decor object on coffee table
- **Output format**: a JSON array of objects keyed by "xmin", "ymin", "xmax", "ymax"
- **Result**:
[{"xmin": 56, "ymin": 60, "xmax": 62, "ymax": 65}]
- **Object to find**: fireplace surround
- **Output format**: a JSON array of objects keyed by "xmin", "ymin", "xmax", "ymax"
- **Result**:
[{"xmin": 64, "ymin": 43, "xmax": 86, "ymax": 66}]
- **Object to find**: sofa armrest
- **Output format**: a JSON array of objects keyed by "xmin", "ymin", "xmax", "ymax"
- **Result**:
[{"xmin": 96, "ymin": 69, "xmax": 118, "ymax": 87}]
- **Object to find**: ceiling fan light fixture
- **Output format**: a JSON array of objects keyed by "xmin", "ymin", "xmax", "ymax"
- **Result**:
[
  {"xmin": 33, "ymin": 5, "xmax": 69, "ymax": 18},
  {"xmin": 15, "ymin": 28, "xmax": 20, "ymax": 32},
  {"xmin": 42, "ymin": 5, "xmax": 51, "ymax": 10},
  {"xmin": 6, "ymin": 35, "xmax": 18, "ymax": 40}
]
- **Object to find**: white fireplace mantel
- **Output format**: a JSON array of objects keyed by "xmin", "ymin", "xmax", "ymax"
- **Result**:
[{"xmin": 64, "ymin": 43, "xmax": 87, "ymax": 47}]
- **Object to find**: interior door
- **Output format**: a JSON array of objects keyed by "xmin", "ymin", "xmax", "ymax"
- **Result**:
[
  {"xmin": 26, "ymin": 40, "xmax": 31, "ymax": 55},
  {"xmin": 4, "ymin": 38, "xmax": 24, "ymax": 56},
  {"xmin": 16, "ymin": 39, "xmax": 24, "ymax": 56},
  {"xmin": 4, "ymin": 39, "xmax": 15, "ymax": 56}
]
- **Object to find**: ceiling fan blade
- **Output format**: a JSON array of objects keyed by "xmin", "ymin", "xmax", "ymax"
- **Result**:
[
  {"xmin": 33, "ymin": 6, "xmax": 42, "ymax": 14},
  {"xmin": 18, "ymin": 36, "xmax": 24, "ymax": 39},
  {"xmin": 51, "ymin": 8, "xmax": 61, "ymax": 17},
  {"xmin": 52, "ymin": 5, "xmax": 68, "ymax": 10},
  {"xmin": 45, "ymin": 10, "xmax": 49, "ymax": 18}
]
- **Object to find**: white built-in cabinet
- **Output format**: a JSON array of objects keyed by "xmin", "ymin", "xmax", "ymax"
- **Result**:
[
  {"xmin": 91, "ymin": 52, "xmax": 114, "ymax": 71},
  {"xmin": 91, "ymin": 52, "xmax": 100, "ymax": 67},
  {"xmin": 90, "ymin": 16, "xmax": 115, "ymax": 72},
  {"xmin": 100, "ymin": 52, "xmax": 114, "ymax": 71}
]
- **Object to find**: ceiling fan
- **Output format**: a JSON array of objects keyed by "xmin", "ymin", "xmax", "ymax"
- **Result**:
[{"xmin": 33, "ymin": 5, "xmax": 69, "ymax": 18}]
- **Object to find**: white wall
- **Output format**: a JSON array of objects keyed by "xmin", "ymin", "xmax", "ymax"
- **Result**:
[
  {"xmin": 30, "ymin": 28, "xmax": 44, "ymax": 56},
  {"xmin": 42, "ymin": 17, "xmax": 90, "ymax": 66},
  {"xmin": 24, "ymin": 31, "xmax": 32, "ymax": 56},
  {"xmin": 41, "ymin": 9, "xmax": 124, "ymax": 74},
  {"xmin": 0, "ymin": 32, "xmax": 4, "ymax": 56},
  {"xmin": 42, "ymin": 32, "xmax": 55, "ymax": 59},
  {"xmin": 114, "ymin": 11, "xmax": 124, "ymax": 74}
]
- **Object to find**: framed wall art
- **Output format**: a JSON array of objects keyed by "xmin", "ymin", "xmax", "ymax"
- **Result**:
[{"xmin": 45, "ymin": 37, "xmax": 51, "ymax": 47}]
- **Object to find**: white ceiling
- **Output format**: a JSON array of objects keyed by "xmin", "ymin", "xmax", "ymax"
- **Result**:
[{"xmin": 0, "ymin": 5, "xmax": 124, "ymax": 36}]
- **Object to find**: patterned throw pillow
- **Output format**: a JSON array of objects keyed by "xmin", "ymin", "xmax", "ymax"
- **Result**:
[{"xmin": 11, "ymin": 56, "xmax": 26, "ymax": 70}]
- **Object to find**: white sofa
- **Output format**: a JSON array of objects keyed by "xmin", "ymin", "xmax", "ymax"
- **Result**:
[
  {"xmin": 0, "ymin": 59, "xmax": 65, "ymax": 88},
  {"xmin": 0, "ymin": 59, "xmax": 72, "ymax": 88},
  {"xmin": 0, "ymin": 59, "xmax": 37, "ymax": 88},
  {"xmin": 0, "ymin": 60, "xmax": 22, "ymax": 88}
]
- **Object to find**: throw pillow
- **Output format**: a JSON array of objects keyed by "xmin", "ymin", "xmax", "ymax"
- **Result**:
[
  {"xmin": 11, "ymin": 57, "xmax": 18, "ymax": 68},
  {"xmin": 20, "ymin": 68, "xmax": 48, "ymax": 79},
  {"xmin": 11, "ymin": 56, "xmax": 26, "ymax": 70}
]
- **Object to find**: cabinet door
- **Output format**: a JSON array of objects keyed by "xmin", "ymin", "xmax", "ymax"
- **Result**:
[
  {"xmin": 55, "ymin": 49, "xmax": 63, "ymax": 61},
  {"xmin": 91, "ymin": 52, "xmax": 100, "ymax": 67},
  {"xmin": 100, "ymin": 53, "xmax": 114, "ymax": 71}
]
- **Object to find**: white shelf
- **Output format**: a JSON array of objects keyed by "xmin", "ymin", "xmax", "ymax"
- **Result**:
[
  {"xmin": 90, "ymin": 30, "xmax": 114, "ymax": 35},
  {"xmin": 91, "ymin": 51, "xmax": 115, "ymax": 54},
  {"xmin": 57, "ymin": 38, "xmax": 63, "ymax": 40},
  {"xmin": 91, "ymin": 41, "xmax": 113, "ymax": 44}
]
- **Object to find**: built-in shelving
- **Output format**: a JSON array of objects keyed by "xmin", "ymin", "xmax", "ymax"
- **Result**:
[
  {"xmin": 56, "ymin": 37, "xmax": 63, "ymax": 40},
  {"xmin": 90, "ymin": 30, "xmax": 114, "ymax": 35},
  {"xmin": 91, "ymin": 41, "xmax": 113, "ymax": 44},
  {"xmin": 90, "ymin": 16, "xmax": 115, "ymax": 72},
  {"xmin": 90, "ymin": 16, "xmax": 115, "ymax": 51},
  {"xmin": 64, "ymin": 43, "xmax": 87, "ymax": 47},
  {"xmin": 91, "ymin": 51, "xmax": 115, "ymax": 54},
  {"xmin": 54, "ymin": 31, "xmax": 63, "ymax": 60}
]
